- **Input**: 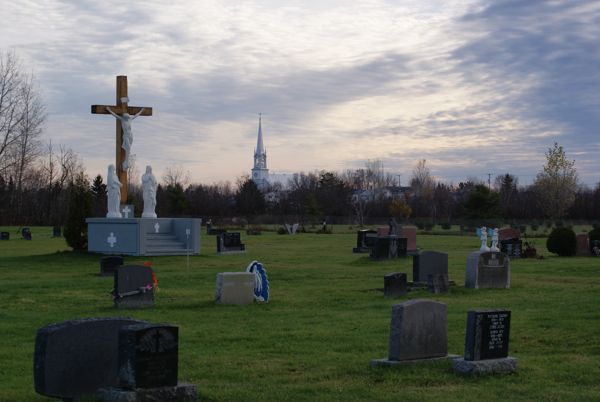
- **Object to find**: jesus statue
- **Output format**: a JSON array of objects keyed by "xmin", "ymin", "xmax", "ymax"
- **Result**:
[{"xmin": 106, "ymin": 103, "xmax": 145, "ymax": 170}]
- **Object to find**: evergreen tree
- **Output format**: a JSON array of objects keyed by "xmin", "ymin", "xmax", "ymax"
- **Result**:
[{"xmin": 64, "ymin": 174, "xmax": 92, "ymax": 250}]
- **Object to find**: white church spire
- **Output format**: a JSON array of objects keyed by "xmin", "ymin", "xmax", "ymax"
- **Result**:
[{"xmin": 251, "ymin": 113, "xmax": 269, "ymax": 190}]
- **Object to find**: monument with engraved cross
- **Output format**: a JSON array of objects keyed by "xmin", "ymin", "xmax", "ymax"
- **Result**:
[{"xmin": 86, "ymin": 75, "xmax": 201, "ymax": 256}]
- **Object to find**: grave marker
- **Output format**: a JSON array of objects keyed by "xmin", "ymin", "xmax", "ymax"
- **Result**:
[
  {"xmin": 113, "ymin": 265, "xmax": 155, "ymax": 309},
  {"xmin": 465, "ymin": 251, "xmax": 510, "ymax": 289},
  {"xmin": 427, "ymin": 273, "xmax": 450, "ymax": 294},
  {"xmin": 216, "ymin": 232, "xmax": 246, "ymax": 254},
  {"xmin": 215, "ymin": 272, "xmax": 255, "ymax": 305},
  {"xmin": 384, "ymin": 273, "xmax": 407, "ymax": 298},
  {"xmin": 100, "ymin": 255, "xmax": 124, "ymax": 276},
  {"xmin": 412, "ymin": 251, "xmax": 448, "ymax": 283},
  {"xmin": 452, "ymin": 310, "xmax": 517, "ymax": 375},
  {"xmin": 353, "ymin": 229, "xmax": 377, "ymax": 253},
  {"xmin": 0, "ymin": 231, "xmax": 8, "ymax": 240}
]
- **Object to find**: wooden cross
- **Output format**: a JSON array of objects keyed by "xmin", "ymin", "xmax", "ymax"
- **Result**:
[{"xmin": 91, "ymin": 76, "xmax": 152, "ymax": 204}]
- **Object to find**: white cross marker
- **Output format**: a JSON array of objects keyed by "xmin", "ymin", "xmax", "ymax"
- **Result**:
[
  {"xmin": 154, "ymin": 222, "xmax": 160, "ymax": 233},
  {"xmin": 122, "ymin": 205, "xmax": 131, "ymax": 218},
  {"xmin": 107, "ymin": 232, "xmax": 117, "ymax": 247}
]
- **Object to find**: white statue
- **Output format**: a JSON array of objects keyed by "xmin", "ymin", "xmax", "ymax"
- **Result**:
[
  {"xmin": 490, "ymin": 228, "xmax": 500, "ymax": 252},
  {"xmin": 477, "ymin": 226, "xmax": 490, "ymax": 251},
  {"xmin": 106, "ymin": 104, "xmax": 145, "ymax": 170},
  {"xmin": 106, "ymin": 164, "xmax": 122, "ymax": 218},
  {"xmin": 141, "ymin": 165, "xmax": 158, "ymax": 218}
]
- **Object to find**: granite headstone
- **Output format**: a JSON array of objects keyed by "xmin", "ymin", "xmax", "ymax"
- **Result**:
[
  {"xmin": 0, "ymin": 231, "xmax": 8, "ymax": 240},
  {"xmin": 353, "ymin": 229, "xmax": 377, "ymax": 253},
  {"xmin": 465, "ymin": 251, "xmax": 510, "ymax": 289},
  {"xmin": 216, "ymin": 232, "xmax": 246, "ymax": 254},
  {"xmin": 215, "ymin": 272, "xmax": 255, "ymax": 305},
  {"xmin": 500, "ymin": 239, "xmax": 522, "ymax": 258},
  {"xmin": 412, "ymin": 251, "xmax": 448, "ymax": 283},
  {"xmin": 101, "ymin": 255, "xmax": 124, "ymax": 276},
  {"xmin": 113, "ymin": 265, "xmax": 155, "ymax": 309},
  {"xmin": 34, "ymin": 317, "xmax": 147, "ymax": 400},
  {"xmin": 427, "ymin": 273, "xmax": 450, "ymax": 294},
  {"xmin": 370, "ymin": 236, "xmax": 407, "ymax": 260},
  {"xmin": 384, "ymin": 273, "xmax": 407, "ymax": 298}
]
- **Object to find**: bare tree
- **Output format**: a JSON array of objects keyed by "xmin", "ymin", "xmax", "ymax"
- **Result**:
[
  {"xmin": 0, "ymin": 51, "xmax": 24, "ymax": 175},
  {"xmin": 162, "ymin": 165, "xmax": 190, "ymax": 188}
]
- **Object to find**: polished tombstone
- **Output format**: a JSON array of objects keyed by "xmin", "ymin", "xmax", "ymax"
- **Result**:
[
  {"xmin": 591, "ymin": 239, "xmax": 600, "ymax": 256},
  {"xmin": 100, "ymin": 255, "xmax": 124, "ymax": 276},
  {"xmin": 34, "ymin": 317, "xmax": 147, "ymax": 400},
  {"xmin": 500, "ymin": 239, "xmax": 522, "ymax": 258},
  {"xmin": 0, "ymin": 231, "xmax": 8, "ymax": 240},
  {"xmin": 452, "ymin": 310, "xmax": 517, "ymax": 375},
  {"xmin": 113, "ymin": 265, "xmax": 154, "ymax": 309},
  {"xmin": 215, "ymin": 272, "xmax": 255, "ymax": 305},
  {"xmin": 22, "ymin": 227, "xmax": 32, "ymax": 240},
  {"xmin": 87, "ymin": 217, "xmax": 201, "ymax": 256},
  {"xmin": 384, "ymin": 273, "xmax": 407, "ymax": 299},
  {"xmin": 576, "ymin": 233, "xmax": 589, "ymax": 256},
  {"xmin": 370, "ymin": 236, "xmax": 407, "ymax": 260},
  {"xmin": 399, "ymin": 227, "xmax": 417, "ymax": 253},
  {"xmin": 465, "ymin": 251, "xmax": 510, "ymax": 289},
  {"xmin": 371, "ymin": 299, "xmax": 454, "ymax": 366},
  {"xmin": 412, "ymin": 251, "xmax": 448, "ymax": 283},
  {"xmin": 216, "ymin": 232, "xmax": 246, "ymax": 254},
  {"xmin": 498, "ymin": 228, "xmax": 521, "ymax": 241},
  {"xmin": 52, "ymin": 226, "xmax": 61, "ymax": 237},
  {"xmin": 353, "ymin": 229, "xmax": 378, "ymax": 253}
]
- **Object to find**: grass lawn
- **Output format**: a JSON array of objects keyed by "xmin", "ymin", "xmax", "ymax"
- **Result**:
[{"xmin": 1, "ymin": 226, "xmax": 600, "ymax": 401}]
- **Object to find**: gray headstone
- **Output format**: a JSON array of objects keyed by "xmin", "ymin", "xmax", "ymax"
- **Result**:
[
  {"xmin": 216, "ymin": 232, "xmax": 246, "ymax": 254},
  {"xmin": 114, "ymin": 265, "xmax": 155, "ymax": 309},
  {"xmin": 384, "ymin": 273, "xmax": 407, "ymax": 298},
  {"xmin": 118, "ymin": 324, "xmax": 179, "ymax": 389},
  {"xmin": 370, "ymin": 236, "xmax": 407, "ymax": 260},
  {"xmin": 388, "ymin": 299, "xmax": 447, "ymax": 361},
  {"xmin": 34, "ymin": 317, "xmax": 147, "ymax": 400},
  {"xmin": 427, "ymin": 273, "xmax": 450, "ymax": 294},
  {"xmin": 215, "ymin": 272, "xmax": 255, "ymax": 305},
  {"xmin": 412, "ymin": 251, "xmax": 448, "ymax": 283},
  {"xmin": 353, "ymin": 229, "xmax": 377, "ymax": 253},
  {"xmin": 465, "ymin": 251, "xmax": 510, "ymax": 289}
]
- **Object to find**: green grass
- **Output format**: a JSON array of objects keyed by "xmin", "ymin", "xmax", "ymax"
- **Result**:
[{"xmin": 1, "ymin": 227, "xmax": 600, "ymax": 401}]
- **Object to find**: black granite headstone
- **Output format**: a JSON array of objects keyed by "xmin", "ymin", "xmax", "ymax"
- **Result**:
[
  {"xmin": 101, "ymin": 256, "xmax": 124, "ymax": 276},
  {"xmin": 118, "ymin": 324, "xmax": 179, "ymax": 389},
  {"xmin": 427, "ymin": 273, "xmax": 450, "ymax": 294},
  {"xmin": 500, "ymin": 239, "xmax": 522, "ymax": 258},
  {"xmin": 113, "ymin": 265, "xmax": 154, "ymax": 309},
  {"xmin": 464, "ymin": 310, "xmax": 511, "ymax": 361},
  {"xmin": 353, "ymin": 229, "xmax": 377, "ymax": 253},
  {"xmin": 370, "ymin": 236, "xmax": 407, "ymax": 260},
  {"xmin": 216, "ymin": 232, "xmax": 245, "ymax": 253},
  {"xmin": 590, "ymin": 239, "xmax": 600, "ymax": 256},
  {"xmin": 52, "ymin": 226, "xmax": 61, "ymax": 237},
  {"xmin": 0, "ymin": 231, "xmax": 8, "ymax": 240},
  {"xmin": 384, "ymin": 273, "xmax": 407, "ymax": 298},
  {"xmin": 34, "ymin": 317, "xmax": 147, "ymax": 400},
  {"xmin": 412, "ymin": 251, "xmax": 448, "ymax": 283},
  {"xmin": 22, "ymin": 227, "xmax": 32, "ymax": 240}
]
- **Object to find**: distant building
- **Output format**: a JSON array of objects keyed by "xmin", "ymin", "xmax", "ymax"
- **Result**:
[{"xmin": 251, "ymin": 114, "xmax": 269, "ymax": 191}]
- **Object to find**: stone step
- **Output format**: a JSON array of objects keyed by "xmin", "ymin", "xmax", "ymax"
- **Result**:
[{"xmin": 146, "ymin": 233, "xmax": 178, "ymax": 241}]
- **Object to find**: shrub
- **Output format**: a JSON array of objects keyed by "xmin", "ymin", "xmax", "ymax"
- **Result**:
[
  {"xmin": 530, "ymin": 222, "xmax": 539, "ymax": 231},
  {"xmin": 546, "ymin": 227, "xmax": 577, "ymax": 256},
  {"xmin": 589, "ymin": 228, "xmax": 600, "ymax": 242}
]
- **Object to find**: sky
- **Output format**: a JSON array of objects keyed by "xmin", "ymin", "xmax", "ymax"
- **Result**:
[{"xmin": 1, "ymin": 0, "xmax": 599, "ymax": 187}]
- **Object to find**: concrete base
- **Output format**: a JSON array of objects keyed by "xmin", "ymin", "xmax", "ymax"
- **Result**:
[
  {"xmin": 97, "ymin": 384, "xmax": 197, "ymax": 402},
  {"xmin": 371, "ymin": 354, "xmax": 459, "ymax": 367},
  {"xmin": 216, "ymin": 250, "xmax": 246, "ymax": 255},
  {"xmin": 452, "ymin": 357, "xmax": 518, "ymax": 376}
]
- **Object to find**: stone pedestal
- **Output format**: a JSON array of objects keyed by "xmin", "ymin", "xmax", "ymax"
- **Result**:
[
  {"xmin": 87, "ymin": 218, "xmax": 201, "ymax": 256},
  {"xmin": 452, "ymin": 357, "xmax": 518, "ymax": 376},
  {"xmin": 97, "ymin": 384, "xmax": 197, "ymax": 401}
]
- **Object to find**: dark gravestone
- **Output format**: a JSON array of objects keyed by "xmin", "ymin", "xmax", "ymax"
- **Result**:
[
  {"xmin": 370, "ymin": 236, "xmax": 407, "ymax": 260},
  {"xmin": 353, "ymin": 229, "xmax": 377, "ymax": 253},
  {"xmin": 388, "ymin": 218, "xmax": 400, "ymax": 236},
  {"xmin": 591, "ymin": 239, "xmax": 600, "ymax": 256},
  {"xmin": 22, "ymin": 227, "xmax": 32, "ymax": 240},
  {"xmin": 34, "ymin": 317, "xmax": 147, "ymax": 400},
  {"xmin": 453, "ymin": 310, "xmax": 517, "ymax": 375},
  {"xmin": 412, "ymin": 251, "xmax": 448, "ymax": 283},
  {"xmin": 101, "ymin": 255, "xmax": 124, "ymax": 276},
  {"xmin": 500, "ymin": 239, "xmax": 522, "ymax": 258},
  {"xmin": 465, "ymin": 251, "xmax": 510, "ymax": 289},
  {"xmin": 371, "ymin": 299, "xmax": 453, "ymax": 366},
  {"xmin": 52, "ymin": 225, "xmax": 61, "ymax": 237},
  {"xmin": 113, "ymin": 265, "xmax": 155, "ymax": 309},
  {"xmin": 427, "ymin": 273, "xmax": 450, "ymax": 294},
  {"xmin": 384, "ymin": 273, "xmax": 407, "ymax": 298},
  {"xmin": 118, "ymin": 324, "xmax": 178, "ymax": 389},
  {"xmin": 216, "ymin": 232, "xmax": 246, "ymax": 254},
  {"xmin": 0, "ymin": 231, "xmax": 8, "ymax": 240}
]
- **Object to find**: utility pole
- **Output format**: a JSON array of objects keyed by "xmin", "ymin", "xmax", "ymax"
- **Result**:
[{"xmin": 487, "ymin": 173, "xmax": 492, "ymax": 189}]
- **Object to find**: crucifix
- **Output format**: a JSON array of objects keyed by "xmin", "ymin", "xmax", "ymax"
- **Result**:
[{"xmin": 91, "ymin": 76, "xmax": 152, "ymax": 204}]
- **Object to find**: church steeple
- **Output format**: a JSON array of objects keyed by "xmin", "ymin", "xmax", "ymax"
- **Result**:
[{"xmin": 251, "ymin": 113, "xmax": 269, "ymax": 190}]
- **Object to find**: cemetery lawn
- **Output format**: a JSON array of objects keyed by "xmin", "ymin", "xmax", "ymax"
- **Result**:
[{"xmin": 1, "ymin": 227, "xmax": 600, "ymax": 401}]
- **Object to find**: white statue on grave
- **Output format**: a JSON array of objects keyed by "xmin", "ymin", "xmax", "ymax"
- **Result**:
[
  {"xmin": 141, "ymin": 165, "xmax": 158, "ymax": 218},
  {"xmin": 106, "ymin": 100, "xmax": 145, "ymax": 170},
  {"xmin": 477, "ymin": 226, "xmax": 490, "ymax": 252},
  {"xmin": 106, "ymin": 164, "xmax": 122, "ymax": 218},
  {"xmin": 490, "ymin": 228, "xmax": 500, "ymax": 252}
]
